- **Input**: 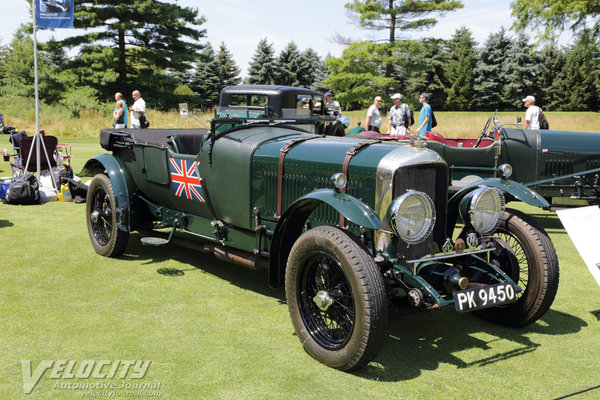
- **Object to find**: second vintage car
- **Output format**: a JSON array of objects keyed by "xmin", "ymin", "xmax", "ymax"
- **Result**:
[{"xmin": 82, "ymin": 85, "xmax": 559, "ymax": 371}]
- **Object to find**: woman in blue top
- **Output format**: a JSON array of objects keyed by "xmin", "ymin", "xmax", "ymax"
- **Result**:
[
  {"xmin": 113, "ymin": 92, "xmax": 128, "ymax": 128},
  {"xmin": 416, "ymin": 92, "xmax": 432, "ymax": 136}
]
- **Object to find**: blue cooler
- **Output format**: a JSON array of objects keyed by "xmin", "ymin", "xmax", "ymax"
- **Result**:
[{"xmin": 0, "ymin": 182, "xmax": 9, "ymax": 199}]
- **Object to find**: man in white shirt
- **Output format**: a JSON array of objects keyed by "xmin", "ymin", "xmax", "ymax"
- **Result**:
[
  {"xmin": 387, "ymin": 93, "xmax": 411, "ymax": 136},
  {"xmin": 365, "ymin": 96, "xmax": 383, "ymax": 132},
  {"xmin": 523, "ymin": 95, "xmax": 541, "ymax": 130},
  {"xmin": 129, "ymin": 90, "xmax": 147, "ymax": 129}
]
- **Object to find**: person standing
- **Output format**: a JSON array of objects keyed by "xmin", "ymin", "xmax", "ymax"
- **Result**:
[
  {"xmin": 416, "ymin": 92, "xmax": 432, "ymax": 136},
  {"xmin": 129, "ymin": 90, "xmax": 146, "ymax": 129},
  {"xmin": 387, "ymin": 93, "xmax": 411, "ymax": 136},
  {"xmin": 523, "ymin": 95, "xmax": 541, "ymax": 129},
  {"xmin": 365, "ymin": 96, "xmax": 383, "ymax": 132},
  {"xmin": 113, "ymin": 92, "xmax": 127, "ymax": 129},
  {"xmin": 324, "ymin": 92, "xmax": 341, "ymax": 116}
]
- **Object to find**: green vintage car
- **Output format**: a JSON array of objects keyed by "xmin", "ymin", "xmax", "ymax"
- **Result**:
[
  {"xmin": 82, "ymin": 86, "xmax": 559, "ymax": 371},
  {"xmin": 358, "ymin": 114, "xmax": 600, "ymax": 209}
]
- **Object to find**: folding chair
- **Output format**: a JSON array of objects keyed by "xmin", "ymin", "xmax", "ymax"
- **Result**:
[{"xmin": 11, "ymin": 135, "xmax": 58, "ymax": 176}]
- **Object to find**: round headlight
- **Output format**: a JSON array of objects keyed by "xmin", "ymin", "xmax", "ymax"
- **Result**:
[
  {"xmin": 387, "ymin": 190, "xmax": 436, "ymax": 244},
  {"xmin": 498, "ymin": 163, "xmax": 513, "ymax": 179},
  {"xmin": 331, "ymin": 173, "xmax": 347, "ymax": 190},
  {"xmin": 466, "ymin": 186, "xmax": 505, "ymax": 234}
]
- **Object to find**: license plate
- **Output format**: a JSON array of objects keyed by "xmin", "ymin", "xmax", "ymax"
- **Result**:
[{"xmin": 453, "ymin": 282, "xmax": 516, "ymax": 313}]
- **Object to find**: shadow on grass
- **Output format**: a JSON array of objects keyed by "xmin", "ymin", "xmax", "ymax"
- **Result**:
[
  {"xmin": 118, "ymin": 232, "xmax": 285, "ymax": 303},
  {"xmin": 526, "ymin": 211, "xmax": 566, "ymax": 231},
  {"xmin": 0, "ymin": 219, "xmax": 14, "ymax": 228},
  {"xmin": 354, "ymin": 308, "xmax": 587, "ymax": 382}
]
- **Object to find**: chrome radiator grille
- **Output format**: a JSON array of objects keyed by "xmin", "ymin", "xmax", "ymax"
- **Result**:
[{"xmin": 393, "ymin": 163, "xmax": 448, "ymax": 261}]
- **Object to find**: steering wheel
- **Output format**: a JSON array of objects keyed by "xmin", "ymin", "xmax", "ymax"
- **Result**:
[{"xmin": 474, "ymin": 117, "xmax": 494, "ymax": 147}]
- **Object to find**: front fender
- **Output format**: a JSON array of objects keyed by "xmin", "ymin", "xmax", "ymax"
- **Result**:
[
  {"xmin": 446, "ymin": 178, "xmax": 549, "ymax": 236},
  {"xmin": 81, "ymin": 154, "xmax": 134, "ymax": 232},
  {"xmin": 268, "ymin": 189, "xmax": 381, "ymax": 288}
]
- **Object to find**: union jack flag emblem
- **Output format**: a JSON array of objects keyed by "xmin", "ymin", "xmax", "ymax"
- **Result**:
[{"xmin": 169, "ymin": 158, "xmax": 205, "ymax": 202}]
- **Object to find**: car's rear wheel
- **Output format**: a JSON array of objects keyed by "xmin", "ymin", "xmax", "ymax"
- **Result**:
[
  {"xmin": 86, "ymin": 174, "xmax": 129, "ymax": 257},
  {"xmin": 475, "ymin": 208, "xmax": 559, "ymax": 327},
  {"xmin": 285, "ymin": 226, "xmax": 387, "ymax": 371}
]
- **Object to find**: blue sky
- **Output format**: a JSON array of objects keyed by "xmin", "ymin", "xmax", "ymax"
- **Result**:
[{"xmin": 1, "ymin": 0, "xmax": 527, "ymax": 77}]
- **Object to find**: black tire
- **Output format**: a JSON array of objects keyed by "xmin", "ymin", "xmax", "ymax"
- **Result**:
[
  {"xmin": 285, "ymin": 226, "xmax": 388, "ymax": 371},
  {"xmin": 476, "ymin": 208, "xmax": 559, "ymax": 327},
  {"xmin": 86, "ymin": 174, "xmax": 129, "ymax": 257}
]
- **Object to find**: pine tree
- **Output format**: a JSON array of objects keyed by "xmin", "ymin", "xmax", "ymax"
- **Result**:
[
  {"xmin": 58, "ymin": 0, "xmax": 206, "ymax": 107},
  {"xmin": 310, "ymin": 54, "xmax": 332, "ymax": 94},
  {"xmin": 550, "ymin": 34, "xmax": 599, "ymax": 111},
  {"xmin": 501, "ymin": 34, "xmax": 538, "ymax": 109},
  {"xmin": 248, "ymin": 38, "xmax": 276, "ymax": 85},
  {"xmin": 537, "ymin": 44, "xmax": 566, "ymax": 111},
  {"xmin": 190, "ymin": 45, "xmax": 221, "ymax": 107},
  {"xmin": 297, "ymin": 48, "xmax": 320, "ymax": 89},
  {"xmin": 473, "ymin": 27, "xmax": 512, "ymax": 111},
  {"xmin": 445, "ymin": 27, "xmax": 477, "ymax": 111},
  {"xmin": 216, "ymin": 42, "xmax": 241, "ymax": 88},
  {"xmin": 403, "ymin": 39, "xmax": 449, "ymax": 111},
  {"xmin": 274, "ymin": 42, "xmax": 301, "ymax": 86}
]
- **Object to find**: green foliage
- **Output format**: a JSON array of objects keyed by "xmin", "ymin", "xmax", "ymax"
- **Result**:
[
  {"xmin": 537, "ymin": 44, "xmax": 566, "ymax": 110},
  {"xmin": 61, "ymin": 85, "xmax": 103, "ymax": 118},
  {"xmin": 403, "ymin": 39, "xmax": 449, "ymax": 110},
  {"xmin": 58, "ymin": 0, "xmax": 206, "ymax": 110},
  {"xmin": 248, "ymin": 38, "xmax": 276, "ymax": 85},
  {"xmin": 324, "ymin": 41, "xmax": 396, "ymax": 110},
  {"xmin": 274, "ymin": 41, "xmax": 301, "ymax": 86},
  {"xmin": 473, "ymin": 28, "xmax": 512, "ymax": 111},
  {"xmin": 512, "ymin": 0, "xmax": 600, "ymax": 40},
  {"xmin": 310, "ymin": 54, "xmax": 332, "ymax": 93},
  {"xmin": 345, "ymin": 0, "xmax": 464, "ymax": 38},
  {"xmin": 549, "ymin": 34, "xmax": 600, "ymax": 111},
  {"xmin": 216, "ymin": 42, "xmax": 241, "ymax": 88},
  {"xmin": 190, "ymin": 44, "xmax": 221, "ymax": 107},
  {"xmin": 444, "ymin": 27, "xmax": 477, "ymax": 111},
  {"xmin": 501, "ymin": 34, "xmax": 538, "ymax": 109}
]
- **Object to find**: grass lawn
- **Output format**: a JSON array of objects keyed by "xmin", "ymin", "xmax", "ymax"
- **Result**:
[{"xmin": 1, "ymin": 138, "xmax": 600, "ymax": 399}]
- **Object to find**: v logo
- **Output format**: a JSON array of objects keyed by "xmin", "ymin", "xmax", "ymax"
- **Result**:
[{"xmin": 21, "ymin": 360, "xmax": 53, "ymax": 394}]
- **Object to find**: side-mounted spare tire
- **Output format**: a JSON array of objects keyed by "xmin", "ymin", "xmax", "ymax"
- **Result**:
[
  {"xmin": 285, "ymin": 226, "xmax": 388, "ymax": 371},
  {"xmin": 86, "ymin": 174, "xmax": 129, "ymax": 257}
]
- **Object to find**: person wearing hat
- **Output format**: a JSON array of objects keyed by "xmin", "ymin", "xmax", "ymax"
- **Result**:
[
  {"xmin": 365, "ymin": 96, "xmax": 383, "ymax": 132},
  {"xmin": 523, "ymin": 95, "xmax": 541, "ymax": 129},
  {"xmin": 416, "ymin": 92, "xmax": 432, "ymax": 136},
  {"xmin": 323, "ymin": 91, "xmax": 341, "ymax": 116},
  {"xmin": 387, "ymin": 93, "xmax": 412, "ymax": 136}
]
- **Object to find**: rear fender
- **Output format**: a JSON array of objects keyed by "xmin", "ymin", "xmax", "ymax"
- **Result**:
[
  {"xmin": 446, "ymin": 178, "xmax": 549, "ymax": 236},
  {"xmin": 81, "ymin": 154, "xmax": 134, "ymax": 232},
  {"xmin": 268, "ymin": 189, "xmax": 381, "ymax": 288}
]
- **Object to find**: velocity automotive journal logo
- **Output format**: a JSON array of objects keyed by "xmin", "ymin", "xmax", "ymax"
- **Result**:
[{"xmin": 21, "ymin": 359, "xmax": 154, "ymax": 394}]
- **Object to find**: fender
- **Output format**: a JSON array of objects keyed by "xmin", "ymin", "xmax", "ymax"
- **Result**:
[
  {"xmin": 80, "ymin": 154, "xmax": 134, "ymax": 232},
  {"xmin": 268, "ymin": 189, "xmax": 382, "ymax": 288},
  {"xmin": 446, "ymin": 178, "xmax": 549, "ymax": 236}
]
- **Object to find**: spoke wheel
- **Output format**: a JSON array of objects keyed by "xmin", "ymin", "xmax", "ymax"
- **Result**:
[
  {"xmin": 86, "ymin": 174, "xmax": 129, "ymax": 257},
  {"xmin": 286, "ymin": 226, "xmax": 387, "ymax": 371},
  {"xmin": 475, "ymin": 208, "xmax": 559, "ymax": 327},
  {"xmin": 299, "ymin": 251, "xmax": 355, "ymax": 350}
]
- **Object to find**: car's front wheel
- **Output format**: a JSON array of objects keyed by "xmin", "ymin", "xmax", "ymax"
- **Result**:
[
  {"xmin": 86, "ymin": 174, "xmax": 129, "ymax": 257},
  {"xmin": 475, "ymin": 208, "xmax": 559, "ymax": 327},
  {"xmin": 285, "ymin": 226, "xmax": 387, "ymax": 371}
]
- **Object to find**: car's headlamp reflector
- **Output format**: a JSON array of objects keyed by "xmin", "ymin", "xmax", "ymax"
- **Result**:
[
  {"xmin": 331, "ymin": 173, "xmax": 347, "ymax": 190},
  {"xmin": 464, "ymin": 186, "xmax": 505, "ymax": 234},
  {"xmin": 387, "ymin": 190, "xmax": 436, "ymax": 244},
  {"xmin": 498, "ymin": 163, "xmax": 513, "ymax": 179}
]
